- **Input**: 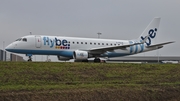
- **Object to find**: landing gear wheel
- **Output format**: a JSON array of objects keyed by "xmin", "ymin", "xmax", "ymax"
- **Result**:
[
  {"xmin": 94, "ymin": 58, "xmax": 101, "ymax": 63},
  {"xmin": 27, "ymin": 56, "xmax": 32, "ymax": 61}
]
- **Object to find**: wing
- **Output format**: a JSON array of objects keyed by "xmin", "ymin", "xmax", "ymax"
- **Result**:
[
  {"xmin": 87, "ymin": 33, "xmax": 152, "ymax": 54},
  {"xmin": 87, "ymin": 42, "xmax": 143, "ymax": 54},
  {"xmin": 86, "ymin": 41, "xmax": 175, "ymax": 55}
]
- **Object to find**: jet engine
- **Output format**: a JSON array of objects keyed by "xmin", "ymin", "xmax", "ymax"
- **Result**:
[{"xmin": 73, "ymin": 50, "xmax": 89, "ymax": 60}]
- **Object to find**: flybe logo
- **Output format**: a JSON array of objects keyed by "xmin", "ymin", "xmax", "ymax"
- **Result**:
[
  {"xmin": 129, "ymin": 28, "xmax": 157, "ymax": 54},
  {"xmin": 43, "ymin": 37, "xmax": 70, "ymax": 49},
  {"xmin": 141, "ymin": 28, "xmax": 157, "ymax": 46}
]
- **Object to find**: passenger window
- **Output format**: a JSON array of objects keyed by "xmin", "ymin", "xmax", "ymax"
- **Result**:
[
  {"xmin": 94, "ymin": 43, "xmax": 96, "ymax": 45},
  {"xmin": 90, "ymin": 42, "xmax": 92, "ymax": 45},
  {"xmin": 77, "ymin": 42, "xmax": 79, "ymax": 44},
  {"xmin": 81, "ymin": 42, "xmax": 83, "ymax": 44},
  {"xmin": 98, "ymin": 43, "xmax": 100, "ymax": 45},
  {"xmin": 85, "ymin": 42, "xmax": 87, "ymax": 44},
  {"xmin": 102, "ymin": 43, "xmax": 104, "ymax": 45}
]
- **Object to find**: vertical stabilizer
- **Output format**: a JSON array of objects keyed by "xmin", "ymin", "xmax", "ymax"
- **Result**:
[{"xmin": 139, "ymin": 18, "xmax": 161, "ymax": 46}]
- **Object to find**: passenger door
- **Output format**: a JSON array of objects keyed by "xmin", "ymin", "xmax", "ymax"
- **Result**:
[{"xmin": 35, "ymin": 36, "xmax": 42, "ymax": 48}]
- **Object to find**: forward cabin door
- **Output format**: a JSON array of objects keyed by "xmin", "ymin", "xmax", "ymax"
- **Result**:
[{"xmin": 35, "ymin": 36, "xmax": 42, "ymax": 48}]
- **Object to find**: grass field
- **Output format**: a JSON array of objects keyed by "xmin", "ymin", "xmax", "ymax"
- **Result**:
[{"xmin": 0, "ymin": 62, "xmax": 180, "ymax": 101}]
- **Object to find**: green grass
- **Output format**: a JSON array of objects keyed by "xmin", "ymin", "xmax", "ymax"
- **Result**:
[{"xmin": 0, "ymin": 62, "xmax": 180, "ymax": 91}]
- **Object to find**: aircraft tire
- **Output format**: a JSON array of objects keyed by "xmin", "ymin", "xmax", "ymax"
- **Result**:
[{"xmin": 94, "ymin": 58, "xmax": 101, "ymax": 63}]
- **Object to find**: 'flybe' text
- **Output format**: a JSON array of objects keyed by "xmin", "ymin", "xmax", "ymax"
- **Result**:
[
  {"xmin": 43, "ymin": 37, "xmax": 70, "ymax": 49},
  {"xmin": 129, "ymin": 28, "xmax": 157, "ymax": 54},
  {"xmin": 141, "ymin": 28, "xmax": 157, "ymax": 46}
]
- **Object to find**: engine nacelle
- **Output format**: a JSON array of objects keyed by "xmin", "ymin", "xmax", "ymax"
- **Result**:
[
  {"xmin": 73, "ymin": 50, "xmax": 89, "ymax": 60},
  {"xmin": 57, "ymin": 56, "xmax": 71, "ymax": 61}
]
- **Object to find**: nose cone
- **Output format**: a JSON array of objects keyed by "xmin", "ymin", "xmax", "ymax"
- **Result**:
[{"xmin": 5, "ymin": 43, "xmax": 14, "ymax": 52}]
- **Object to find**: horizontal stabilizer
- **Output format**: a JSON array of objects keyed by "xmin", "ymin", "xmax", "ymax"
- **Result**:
[{"xmin": 146, "ymin": 41, "xmax": 175, "ymax": 48}]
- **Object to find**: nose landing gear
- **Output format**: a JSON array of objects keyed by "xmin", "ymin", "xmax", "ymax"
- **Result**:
[
  {"xmin": 26, "ymin": 54, "xmax": 32, "ymax": 61},
  {"xmin": 27, "ymin": 56, "xmax": 32, "ymax": 61}
]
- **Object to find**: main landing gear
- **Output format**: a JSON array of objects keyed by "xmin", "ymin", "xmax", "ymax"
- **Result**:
[
  {"xmin": 94, "ymin": 57, "xmax": 101, "ymax": 63},
  {"xmin": 94, "ymin": 57, "xmax": 106, "ymax": 63},
  {"xmin": 74, "ymin": 57, "xmax": 105, "ymax": 63}
]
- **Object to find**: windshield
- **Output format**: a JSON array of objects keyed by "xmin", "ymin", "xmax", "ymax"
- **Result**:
[
  {"xmin": 15, "ymin": 38, "xmax": 22, "ymax": 41},
  {"xmin": 22, "ymin": 38, "xmax": 27, "ymax": 42},
  {"xmin": 15, "ymin": 38, "xmax": 27, "ymax": 42}
]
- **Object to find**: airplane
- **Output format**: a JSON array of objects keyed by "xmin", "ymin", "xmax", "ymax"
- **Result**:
[{"xmin": 5, "ymin": 17, "xmax": 174, "ymax": 62}]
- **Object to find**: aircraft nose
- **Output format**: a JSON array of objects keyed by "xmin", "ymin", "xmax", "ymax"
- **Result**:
[
  {"xmin": 5, "ymin": 43, "xmax": 14, "ymax": 52},
  {"xmin": 5, "ymin": 45, "xmax": 11, "ymax": 51}
]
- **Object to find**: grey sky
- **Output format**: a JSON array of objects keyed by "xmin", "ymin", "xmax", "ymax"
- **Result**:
[{"xmin": 0, "ymin": 0, "xmax": 179, "ymax": 61}]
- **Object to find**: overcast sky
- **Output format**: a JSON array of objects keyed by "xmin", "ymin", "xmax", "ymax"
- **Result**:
[{"xmin": 0, "ymin": 0, "xmax": 179, "ymax": 61}]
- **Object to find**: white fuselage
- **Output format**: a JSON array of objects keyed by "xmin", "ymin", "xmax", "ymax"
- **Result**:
[{"xmin": 5, "ymin": 35, "xmax": 157, "ymax": 59}]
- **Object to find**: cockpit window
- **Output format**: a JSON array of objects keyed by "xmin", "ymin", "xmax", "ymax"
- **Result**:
[
  {"xmin": 15, "ymin": 38, "xmax": 22, "ymax": 41},
  {"xmin": 15, "ymin": 38, "xmax": 27, "ymax": 42},
  {"xmin": 22, "ymin": 38, "xmax": 27, "ymax": 42}
]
